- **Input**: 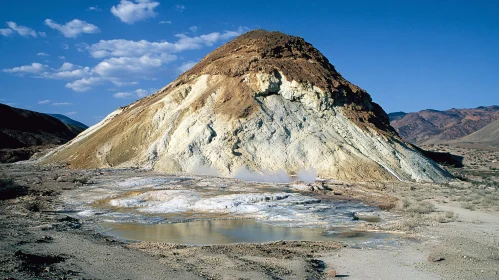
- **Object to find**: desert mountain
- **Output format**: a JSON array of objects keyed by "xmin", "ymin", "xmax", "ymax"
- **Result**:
[
  {"xmin": 0, "ymin": 104, "xmax": 85, "ymax": 149},
  {"xmin": 389, "ymin": 106, "xmax": 499, "ymax": 145},
  {"xmin": 0, "ymin": 104, "xmax": 86, "ymax": 163},
  {"xmin": 43, "ymin": 30, "xmax": 451, "ymax": 182}
]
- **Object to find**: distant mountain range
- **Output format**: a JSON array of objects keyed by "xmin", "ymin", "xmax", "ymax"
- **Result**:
[
  {"xmin": 0, "ymin": 103, "xmax": 86, "ymax": 162},
  {"xmin": 389, "ymin": 105, "xmax": 499, "ymax": 147},
  {"xmin": 47, "ymin": 114, "xmax": 88, "ymax": 129}
]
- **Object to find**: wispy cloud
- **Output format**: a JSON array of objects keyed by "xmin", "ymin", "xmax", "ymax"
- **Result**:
[
  {"xmin": 38, "ymin": 99, "xmax": 50, "ymax": 104},
  {"xmin": 0, "ymin": 28, "xmax": 13, "ymax": 36},
  {"xmin": 87, "ymin": 28, "xmax": 245, "ymax": 58},
  {"xmin": 159, "ymin": 20, "xmax": 172, "ymax": 24},
  {"xmin": 113, "ymin": 88, "xmax": 153, "ymax": 99},
  {"xmin": 4, "ymin": 28, "xmax": 246, "ymax": 92},
  {"xmin": 189, "ymin": 26, "xmax": 197, "ymax": 32},
  {"xmin": 45, "ymin": 19, "xmax": 100, "ymax": 38},
  {"xmin": 62, "ymin": 43, "xmax": 69, "ymax": 49},
  {"xmin": 176, "ymin": 5, "xmax": 185, "ymax": 12},
  {"xmin": 112, "ymin": 92, "xmax": 134, "ymax": 99},
  {"xmin": 111, "ymin": 0, "xmax": 160, "ymax": 24},
  {"xmin": 37, "ymin": 52, "xmax": 49, "ymax": 56},
  {"xmin": 65, "ymin": 77, "xmax": 102, "ymax": 92},
  {"xmin": 87, "ymin": 6, "xmax": 102, "ymax": 12},
  {"xmin": 3, "ymin": 63, "xmax": 48, "ymax": 74},
  {"xmin": 3, "ymin": 62, "xmax": 91, "ymax": 80},
  {"xmin": 5, "ymin": 21, "xmax": 39, "ymax": 37},
  {"xmin": 52, "ymin": 102, "xmax": 72, "ymax": 106}
]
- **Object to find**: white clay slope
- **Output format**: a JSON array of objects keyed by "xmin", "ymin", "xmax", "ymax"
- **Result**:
[
  {"xmin": 42, "ymin": 30, "xmax": 453, "ymax": 183},
  {"xmin": 43, "ymin": 71, "xmax": 451, "ymax": 183}
]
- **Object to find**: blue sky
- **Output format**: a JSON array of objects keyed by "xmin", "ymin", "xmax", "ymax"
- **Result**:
[{"xmin": 1, "ymin": 0, "xmax": 498, "ymax": 125}]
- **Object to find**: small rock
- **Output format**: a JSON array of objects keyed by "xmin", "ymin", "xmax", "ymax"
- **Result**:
[
  {"xmin": 327, "ymin": 269, "xmax": 337, "ymax": 278},
  {"xmin": 428, "ymin": 254, "xmax": 445, "ymax": 262}
]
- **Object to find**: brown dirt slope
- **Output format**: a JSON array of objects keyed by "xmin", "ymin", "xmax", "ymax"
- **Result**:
[{"xmin": 179, "ymin": 29, "xmax": 395, "ymax": 134}]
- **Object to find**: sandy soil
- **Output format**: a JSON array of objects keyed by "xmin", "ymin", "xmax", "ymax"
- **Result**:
[{"xmin": 1, "ymin": 162, "xmax": 498, "ymax": 279}]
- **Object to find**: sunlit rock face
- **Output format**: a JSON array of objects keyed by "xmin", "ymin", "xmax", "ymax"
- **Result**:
[{"xmin": 42, "ymin": 30, "xmax": 452, "ymax": 183}]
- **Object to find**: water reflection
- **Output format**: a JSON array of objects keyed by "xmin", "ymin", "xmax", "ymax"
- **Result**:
[{"xmin": 101, "ymin": 219, "xmax": 395, "ymax": 245}]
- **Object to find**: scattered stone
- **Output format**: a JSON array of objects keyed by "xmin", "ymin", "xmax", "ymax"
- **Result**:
[
  {"xmin": 428, "ymin": 254, "xmax": 446, "ymax": 262},
  {"xmin": 327, "ymin": 268, "xmax": 337, "ymax": 278},
  {"xmin": 36, "ymin": 235, "xmax": 54, "ymax": 243},
  {"xmin": 353, "ymin": 212, "xmax": 382, "ymax": 222}
]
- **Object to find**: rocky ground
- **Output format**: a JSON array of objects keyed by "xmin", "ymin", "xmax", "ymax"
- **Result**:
[{"xmin": 1, "ymin": 158, "xmax": 498, "ymax": 279}]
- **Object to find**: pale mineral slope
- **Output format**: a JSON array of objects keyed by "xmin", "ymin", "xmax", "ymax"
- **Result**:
[{"xmin": 42, "ymin": 30, "xmax": 451, "ymax": 183}]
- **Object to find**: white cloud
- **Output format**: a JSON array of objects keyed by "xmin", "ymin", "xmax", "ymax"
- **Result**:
[
  {"xmin": 88, "ymin": 6, "xmax": 102, "ymax": 12},
  {"xmin": 65, "ymin": 77, "xmax": 102, "ymax": 92},
  {"xmin": 113, "ymin": 88, "xmax": 152, "ymax": 99},
  {"xmin": 176, "ymin": 5, "xmax": 185, "ymax": 11},
  {"xmin": 59, "ymin": 62, "xmax": 74, "ymax": 71},
  {"xmin": 108, "ymin": 79, "xmax": 139, "ymax": 87},
  {"xmin": 189, "ymin": 26, "xmax": 197, "ymax": 32},
  {"xmin": 62, "ymin": 43, "xmax": 69, "ymax": 49},
  {"xmin": 159, "ymin": 20, "xmax": 171, "ymax": 24},
  {"xmin": 113, "ymin": 92, "xmax": 134, "ymax": 99},
  {"xmin": 45, "ymin": 19, "xmax": 100, "ymax": 38},
  {"xmin": 59, "ymin": 56, "xmax": 66, "ymax": 60},
  {"xmin": 94, "ymin": 54, "xmax": 176, "ymax": 77},
  {"xmin": 135, "ymin": 88, "xmax": 148, "ymax": 97},
  {"xmin": 37, "ymin": 52, "xmax": 49, "ymax": 56},
  {"xmin": 111, "ymin": 0, "xmax": 160, "ymax": 24},
  {"xmin": 0, "ymin": 28, "xmax": 13, "ymax": 36},
  {"xmin": 52, "ymin": 102, "xmax": 72, "ymax": 106},
  {"xmin": 38, "ymin": 32, "xmax": 46, "ymax": 37},
  {"xmin": 4, "ymin": 61, "xmax": 91, "ymax": 81},
  {"xmin": 4, "ymin": 28, "xmax": 246, "ymax": 92},
  {"xmin": 87, "ymin": 28, "xmax": 244, "ymax": 58},
  {"xmin": 6, "ymin": 21, "xmax": 37, "ymax": 37},
  {"xmin": 38, "ymin": 100, "xmax": 50, "ymax": 104},
  {"xmin": 178, "ymin": 61, "xmax": 196, "ymax": 72},
  {"xmin": 45, "ymin": 67, "xmax": 92, "ymax": 80},
  {"xmin": 3, "ymin": 63, "xmax": 48, "ymax": 74}
]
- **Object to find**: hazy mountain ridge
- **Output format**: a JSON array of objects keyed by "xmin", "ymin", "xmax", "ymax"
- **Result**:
[
  {"xmin": 0, "ymin": 103, "xmax": 86, "ymax": 162},
  {"xmin": 47, "ymin": 114, "xmax": 88, "ymax": 130},
  {"xmin": 389, "ymin": 105, "xmax": 499, "ymax": 145}
]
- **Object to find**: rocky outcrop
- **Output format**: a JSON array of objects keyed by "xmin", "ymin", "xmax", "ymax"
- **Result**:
[{"xmin": 42, "ymin": 30, "xmax": 451, "ymax": 182}]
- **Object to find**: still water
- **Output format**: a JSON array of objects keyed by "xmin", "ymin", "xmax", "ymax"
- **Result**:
[{"xmin": 100, "ymin": 219, "xmax": 396, "ymax": 246}]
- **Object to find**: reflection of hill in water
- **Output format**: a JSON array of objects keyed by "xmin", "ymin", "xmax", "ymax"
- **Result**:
[{"xmin": 101, "ymin": 219, "xmax": 396, "ymax": 245}]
